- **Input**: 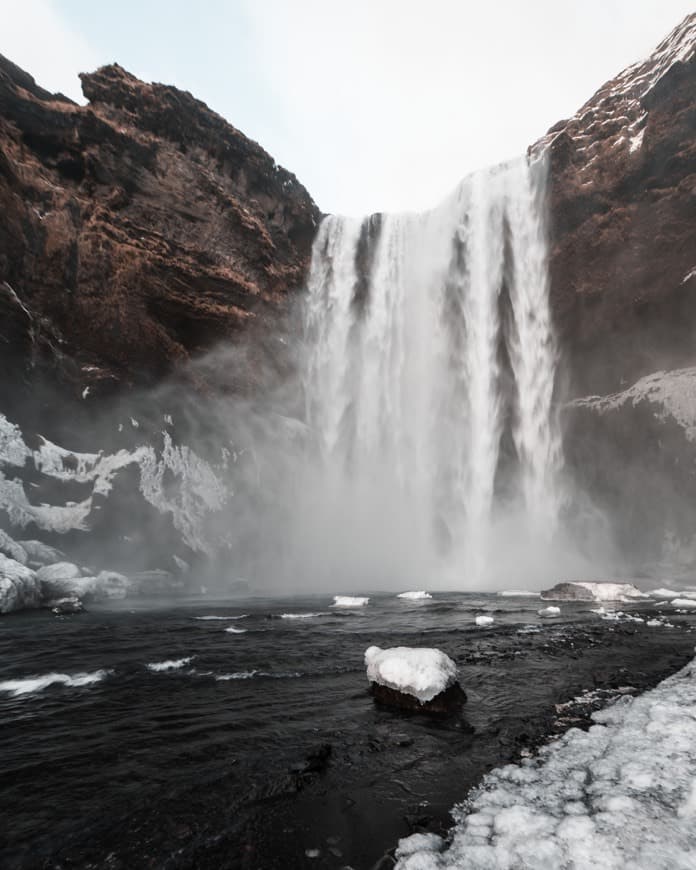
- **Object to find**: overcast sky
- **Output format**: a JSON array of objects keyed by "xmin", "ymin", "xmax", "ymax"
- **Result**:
[{"xmin": 2, "ymin": 1, "xmax": 693, "ymax": 215}]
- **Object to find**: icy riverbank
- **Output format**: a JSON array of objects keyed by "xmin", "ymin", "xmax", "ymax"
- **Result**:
[{"xmin": 396, "ymin": 653, "xmax": 696, "ymax": 869}]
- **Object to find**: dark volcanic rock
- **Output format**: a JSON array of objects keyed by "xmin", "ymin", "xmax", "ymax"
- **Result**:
[
  {"xmin": 0, "ymin": 55, "xmax": 320, "ymax": 422},
  {"xmin": 536, "ymin": 14, "xmax": 696, "ymax": 398},
  {"xmin": 369, "ymin": 681, "xmax": 467, "ymax": 715}
]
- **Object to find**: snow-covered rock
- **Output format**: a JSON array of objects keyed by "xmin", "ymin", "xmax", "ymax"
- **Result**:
[
  {"xmin": 541, "ymin": 581, "xmax": 646, "ymax": 602},
  {"xmin": 36, "ymin": 562, "xmax": 82, "ymax": 583},
  {"xmin": 538, "ymin": 606, "xmax": 561, "ymax": 617},
  {"xmin": 0, "ymin": 529, "xmax": 27, "ymax": 564},
  {"xmin": 397, "ymin": 590, "xmax": 432, "ymax": 600},
  {"xmin": 40, "ymin": 569, "xmax": 129, "ymax": 602},
  {"xmin": 475, "ymin": 615, "xmax": 494, "ymax": 627},
  {"xmin": 18, "ymin": 539, "xmax": 66, "ymax": 567},
  {"xmin": 395, "ymin": 653, "xmax": 696, "ymax": 869},
  {"xmin": 332, "ymin": 595, "xmax": 369, "ymax": 607},
  {"xmin": 0, "ymin": 554, "xmax": 41, "ymax": 613},
  {"xmin": 365, "ymin": 645, "xmax": 459, "ymax": 704}
]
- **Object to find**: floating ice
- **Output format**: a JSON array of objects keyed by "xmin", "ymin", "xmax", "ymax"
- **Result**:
[
  {"xmin": 146, "ymin": 657, "xmax": 193, "ymax": 672},
  {"xmin": 475, "ymin": 615, "xmax": 494, "ymax": 627},
  {"xmin": 395, "ymin": 655, "xmax": 696, "ymax": 869},
  {"xmin": 225, "ymin": 626, "xmax": 247, "ymax": 634},
  {"xmin": 332, "ymin": 596, "xmax": 369, "ymax": 607},
  {"xmin": 671, "ymin": 598, "xmax": 696, "ymax": 609},
  {"xmin": 538, "ymin": 606, "xmax": 561, "ymax": 617},
  {"xmin": 0, "ymin": 669, "xmax": 111, "ymax": 696},
  {"xmin": 397, "ymin": 591, "xmax": 433, "ymax": 600},
  {"xmin": 365, "ymin": 646, "xmax": 458, "ymax": 704}
]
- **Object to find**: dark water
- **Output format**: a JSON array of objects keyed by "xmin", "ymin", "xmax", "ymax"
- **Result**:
[{"xmin": 1, "ymin": 592, "xmax": 694, "ymax": 869}]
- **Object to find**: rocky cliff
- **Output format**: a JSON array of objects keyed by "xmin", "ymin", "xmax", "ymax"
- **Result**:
[
  {"xmin": 541, "ymin": 13, "xmax": 696, "ymax": 573},
  {"xmin": 539, "ymin": 13, "xmax": 696, "ymax": 399},
  {"xmin": 0, "ymin": 55, "xmax": 319, "ymax": 429}
]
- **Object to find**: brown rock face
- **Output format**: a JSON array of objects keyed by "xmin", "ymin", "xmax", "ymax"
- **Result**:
[
  {"xmin": 0, "ymin": 56, "xmax": 320, "ymax": 412},
  {"xmin": 538, "ymin": 14, "xmax": 696, "ymax": 398}
]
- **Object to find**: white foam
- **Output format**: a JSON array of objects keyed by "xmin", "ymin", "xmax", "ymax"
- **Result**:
[
  {"xmin": 365, "ymin": 645, "xmax": 458, "ymax": 704},
  {"xmin": 215, "ymin": 670, "xmax": 302, "ymax": 681},
  {"xmin": 225, "ymin": 626, "xmax": 247, "ymax": 634},
  {"xmin": 475, "ymin": 615, "xmax": 494, "ymax": 627},
  {"xmin": 332, "ymin": 596, "xmax": 369, "ymax": 607},
  {"xmin": 146, "ymin": 657, "xmax": 193, "ymax": 672},
  {"xmin": 279, "ymin": 612, "xmax": 327, "ymax": 619},
  {"xmin": 0, "ymin": 669, "xmax": 110, "ymax": 696},
  {"xmin": 193, "ymin": 614, "xmax": 248, "ymax": 620},
  {"xmin": 397, "ymin": 591, "xmax": 433, "ymax": 600}
]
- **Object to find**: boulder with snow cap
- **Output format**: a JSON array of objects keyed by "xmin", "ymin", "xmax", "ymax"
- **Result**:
[
  {"xmin": 541, "ymin": 581, "xmax": 646, "ymax": 602},
  {"xmin": 0, "ymin": 554, "xmax": 41, "ymax": 613},
  {"xmin": 364, "ymin": 645, "xmax": 466, "ymax": 715}
]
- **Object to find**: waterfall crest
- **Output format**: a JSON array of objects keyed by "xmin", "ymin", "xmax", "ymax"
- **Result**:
[{"xmin": 302, "ymin": 155, "xmax": 563, "ymax": 588}]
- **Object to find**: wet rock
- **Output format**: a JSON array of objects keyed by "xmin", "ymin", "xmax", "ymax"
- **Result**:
[
  {"xmin": 50, "ymin": 596, "xmax": 85, "ymax": 615},
  {"xmin": 369, "ymin": 682, "xmax": 467, "ymax": 715}
]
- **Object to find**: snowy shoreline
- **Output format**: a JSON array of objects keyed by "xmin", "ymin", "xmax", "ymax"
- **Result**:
[{"xmin": 396, "ymin": 654, "xmax": 696, "ymax": 869}]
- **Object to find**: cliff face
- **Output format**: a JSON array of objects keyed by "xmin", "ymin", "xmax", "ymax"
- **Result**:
[
  {"xmin": 539, "ymin": 13, "xmax": 696, "ymax": 398},
  {"xmin": 0, "ymin": 56, "xmax": 320, "ymax": 420},
  {"xmin": 541, "ymin": 14, "xmax": 696, "ymax": 572}
]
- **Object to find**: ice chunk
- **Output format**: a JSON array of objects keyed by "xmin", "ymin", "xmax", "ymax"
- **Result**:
[
  {"xmin": 397, "ymin": 590, "xmax": 433, "ymax": 600},
  {"xmin": 475, "ymin": 615, "xmax": 494, "ymax": 627},
  {"xmin": 365, "ymin": 646, "xmax": 457, "ymax": 704},
  {"xmin": 671, "ymin": 598, "xmax": 696, "ymax": 609},
  {"xmin": 539, "ymin": 606, "xmax": 561, "ymax": 617},
  {"xmin": 395, "ymin": 656, "xmax": 696, "ymax": 869},
  {"xmin": 331, "ymin": 595, "xmax": 369, "ymax": 607}
]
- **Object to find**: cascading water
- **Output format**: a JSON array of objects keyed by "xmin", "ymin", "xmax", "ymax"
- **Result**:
[{"xmin": 302, "ymin": 154, "xmax": 563, "ymax": 588}]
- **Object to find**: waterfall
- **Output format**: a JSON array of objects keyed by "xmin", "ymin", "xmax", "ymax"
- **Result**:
[{"xmin": 302, "ymin": 155, "xmax": 562, "ymax": 587}]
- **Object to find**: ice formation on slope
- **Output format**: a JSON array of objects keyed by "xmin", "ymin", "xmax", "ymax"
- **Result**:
[
  {"xmin": 365, "ymin": 646, "xmax": 458, "ymax": 703},
  {"xmin": 395, "ymin": 656, "xmax": 696, "ymax": 870},
  {"xmin": 0, "ymin": 413, "xmax": 227, "ymax": 553}
]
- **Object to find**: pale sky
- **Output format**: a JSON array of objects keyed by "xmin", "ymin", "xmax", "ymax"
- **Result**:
[{"xmin": 2, "ymin": 1, "xmax": 693, "ymax": 215}]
